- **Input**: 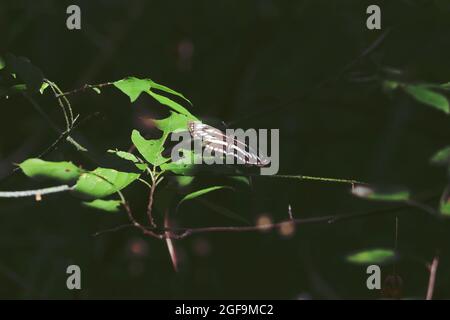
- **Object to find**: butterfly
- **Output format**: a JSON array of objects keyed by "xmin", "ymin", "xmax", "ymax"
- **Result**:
[{"xmin": 187, "ymin": 121, "xmax": 269, "ymax": 167}]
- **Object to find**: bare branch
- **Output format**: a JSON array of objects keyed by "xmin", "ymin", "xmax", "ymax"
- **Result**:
[
  {"xmin": 164, "ymin": 210, "xmax": 179, "ymax": 272},
  {"xmin": 146, "ymin": 182, "xmax": 157, "ymax": 228},
  {"xmin": 57, "ymin": 82, "xmax": 114, "ymax": 97},
  {"xmin": 288, "ymin": 204, "xmax": 293, "ymax": 220},
  {"xmin": 0, "ymin": 185, "xmax": 74, "ymax": 198},
  {"xmin": 426, "ymin": 254, "xmax": 440, "ymax": 300},
  {"xmin": 94, "ymin": 192, "xmax": 440, "ymax": 241}
]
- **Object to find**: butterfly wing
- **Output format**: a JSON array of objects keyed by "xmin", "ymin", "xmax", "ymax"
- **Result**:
[{"xmin": 188, "ymin": 121, "xmax": 269, "ymax": 166}]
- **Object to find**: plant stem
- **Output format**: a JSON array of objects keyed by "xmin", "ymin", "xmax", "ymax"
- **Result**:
[
  {"xmin": 0, "ymin": 185, "xmax": 74, "ymax": 198},
  {"xmin": 57, "ymin": 82, "xmax": 115, "ymax": 97},
  {"xmin": 426, "ymin": 255, "xmax": 440, "ymax": 300}
]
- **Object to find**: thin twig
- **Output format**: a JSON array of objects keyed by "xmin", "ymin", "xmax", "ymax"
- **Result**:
[
  {"xmin": 146, "ymin": 182, "xmax": 157, "ymax": 228},
  {"xmin": 406, "ymin": 200, "xmax": 438, "ymax": 216},
  {"xmin": 94, "ymin": 188, "xmax": 441, "ymax": 240},
  {"xmin": 164, "ymin": 209, "xmax": 178, "ymax": 272},
  {"xmin": 0, "ymin": 185, "xmax": 74, "ymax": 198},
  {"xmin": 45, "ymin": 79, "xmax": 74, "ymax": 129},
  {"xmin": 269, "ymin": 174, "xmax": 364, "ymax": 185},
  {"xmin": 92, "ymin": 224, "xmax": 135, "ymax": 237},
  {"xmin": 393, "ymin": 216, "xmax": 399, "ymax": 276},
  {"xmin": 288, "ymin": 204, "xmax": 293, "ymax": 220},
  {"xmin": 145, "ymin": 167, "xmax": 160, "ymax": 228},
  {"xmin": 57, "ymin": 82, "xmax": 115, "ymax": 97},
  {"xmin": 426, "ymin": 255, "xmax": 440, "ymax": 300}
]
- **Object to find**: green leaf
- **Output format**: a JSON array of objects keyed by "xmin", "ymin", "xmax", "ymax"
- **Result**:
[
  {"xmin": 107, "ymin": 149, "xmax": 148, "ymax": 170},
  {"xmin": 113, "ymin": 77, "xmax": 194, "ymax": 117},
  {"xmin": 430, "ymin": 146, "xmax": 450, "ymax": 166},
  {"xmin": 19, "ymin": 158, "xmax": 81, "ymax": 182},
  {"xmin": 150, "ymin": 82, "xmax": 192, "ymax": 105},
  {"xmin": 352, "ymin": 185, "xmax": 410, "ymax": 201},
  {"xmin": 440, "ymin": 200, "xmax": 450, "ymax": 216},
  {"xmin": 131, "ymin": 130, "xmax": 169, "ymax": 166},
  {"xmin": 154, "ymin": 111, "xmax": 191, "ymax": 134},
  {"xmin": 39, "ymin": 82, "xmax": 49, "ymax": 94},
  {"xmin": 161, "ymin": 161, "xmax": 195, "ymax": 175},
  {"xmin": 5, "ymin": 54, "xmax": 44, "ymax": 93},
  {"xmin": 383, "ymin": 80, "xmax": 399, "ymax": 91},
  {"xmin": 113, "ymin": 77, "xmax": 151, "ymax": 102},
  {"xmin": 107, "ymin": 149, "xmax": 140, "ymax": 163},
  {"xmin": 175, "ymin": 176, "xmax": 194, "ymax": 187},
  {"xmin": 74, "ymin": 168, "xmax": 139, "ymax": 198},
  {"xmin": 178, "ymin": 186, "xmax": 233, "ymax": 208},
  {"xmin": 347, "ymin": 249, "xmax": 396, "ymax": 264},
  {"xmin": 148, "ymin": 90, "xmax": 196, "ymax": 119},
  {"xmin": 0, "ymin": 56, "xmax": 5, "ymax": 70},
  {"xmin": 403, "ymin": 85, "xmax": 449, "ymax": 113},
  {"xmin": 160, "ymin": 149, "xmax": 200, "ymax": 175},
  {"xmin": 229, "ymin": 176, "xmax": 251, "ymax": 186},
  {"xmin": 92, "ymin": 87, "xmax": 101, "ymax": 94},
  {"xmin": 82, "ymin": 199, "xmax": 122, "ymax": 212}
]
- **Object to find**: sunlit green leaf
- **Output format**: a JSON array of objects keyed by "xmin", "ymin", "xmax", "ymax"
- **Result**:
[
  {"xmin": 113, "ymin": 77, "xmax": 195, "ymax": 118},
  {"xmin": 430, "ymin": 146, "xmax": 450, "ymax": 166},
  {"xmin": 131, "ymin": 130, "xmax": 169, "ymax": 166},
  {"xmin": 113, "ymin": 77, "xmax": 151, "ymax": 102},
  {"xmin": 0, "ymin": 56, "xmax": 5, "ymax": 70},
  {"xmin": 39, "ymin": 82, "xmax": 49, "ymax": 94},
  {"xmin": 161, "ymin": 161, "xmax": 195, "ymax": 175},
  {"xmin": 440, "ymin": 197, "xmax": 450, "ymax": 216},
  {"xmin": 160, "ymin": 149, "xmax": 200, "ymax": 175},
  {"xmin": 148, "ymin": 90, "xmax": 196, "ymax": 119},
  {"xmin": 107, "ymin": 149, "xmax": 148, "ymax": 170},
  {"xmin": 175, "ymin": 176, "xmax": 194, "ymax": 187},
  {"xmin": 154, "ymin": 111, "xmax": 191, "ymax": 134},
  {"xmin": 107, "ymin": 149, "xmax": 140, "ymax": 163},
  {"xmin": 74, "ymin": 168, "xmax": 139, "ymax": 198},
  {"xmin": 82, "ymin": 199, "xmax": 122, "ymax": 212},
  {"xmin": 19, "ymin": 158, "xmax": 81, "ymax": 182},
  {"xmin": 347, "ymin": 249, "xmax": 396, "ymax": 264},
  {"xmin": 178, "ymin": 186, "xmax": 233, "ymax": 208},
  {"xmin": 404, "ymin": 85, "xmax": 449, "ymax": 113},
  {"xmin": 352, "ymin": 185, "xmax": 410, "ymax": 201},
  {"xmin": 150, "ymin": 82, "xmax": 192, "ymax": 105},
  {"xmin": 92, "ymin": 87, "xmax": 101, "ymax": 94}
]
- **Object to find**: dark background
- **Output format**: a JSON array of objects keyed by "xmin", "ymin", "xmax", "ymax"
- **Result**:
[{"xmin": 0, "ymin": 0, "xmax": 449, "ymax": 299}]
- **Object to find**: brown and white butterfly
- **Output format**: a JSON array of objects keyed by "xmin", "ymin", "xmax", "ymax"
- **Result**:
[{"xmin": 188, "ymin": 121, "xmax": 269, "ymax": 167}]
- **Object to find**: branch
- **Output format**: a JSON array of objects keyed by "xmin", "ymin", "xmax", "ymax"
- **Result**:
[
  {"xmin": 426, "ymin": 254, "xmax": 439, "ymax": 300},
  {"xmin": 122, "ymin": 201, "xmax": 163, "ymax": 239},
  {"xmin": 0, "ymin": 185, "xmax": 74, "ymax": 198},
  {"xmin": 95, "ymin": 198, "xmax": 431, "ymax": 240},
  {"xmin": 164, "ymin": 209, "xmax": 179, "ymax": 272},
  {"xmin": 146, "ymin": 181, "xmax": 157, "ymax": 228},
  {"xmin": 56, "ymin": 82, "xmax": 114, "ymax": 97}
]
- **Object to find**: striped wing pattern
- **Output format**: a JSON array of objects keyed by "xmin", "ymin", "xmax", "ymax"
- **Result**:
[{"xmin": 188, "ymin": 121, "xmax": 267, "ymax": 166}]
